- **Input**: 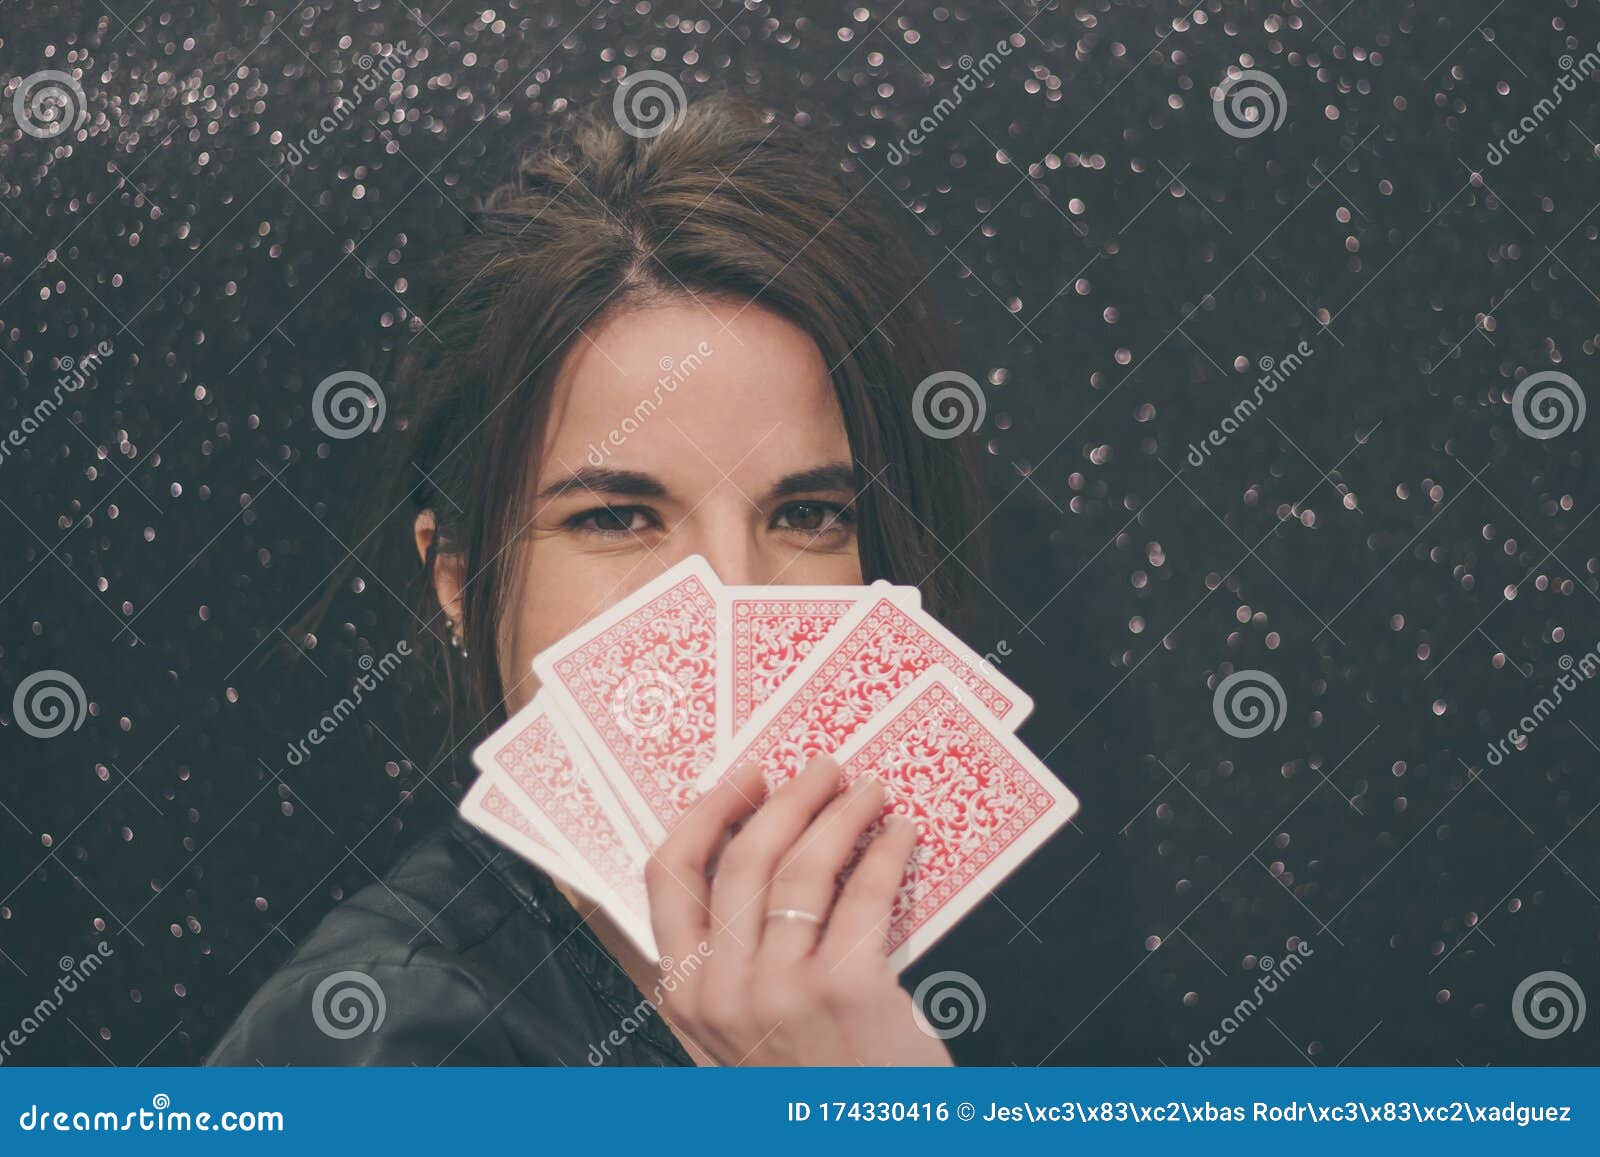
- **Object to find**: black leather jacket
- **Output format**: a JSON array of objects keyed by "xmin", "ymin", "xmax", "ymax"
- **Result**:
[{"xmin": 208, "ymin": 819, "xmax": 693, "ymax": 1066}]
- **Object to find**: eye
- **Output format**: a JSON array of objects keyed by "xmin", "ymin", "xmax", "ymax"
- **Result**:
[
  {"xmin": 567, "ymin": 505, "xmax": 655, "ymax": 535},
  {"xmin": 772, "ymin": 500, "xmax": 855, "ymax": 536}
]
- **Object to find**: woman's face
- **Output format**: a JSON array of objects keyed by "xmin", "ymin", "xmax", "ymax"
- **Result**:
[{"xmin": 425, "ymin": 297, "xmax": 864, "ymax": 716}]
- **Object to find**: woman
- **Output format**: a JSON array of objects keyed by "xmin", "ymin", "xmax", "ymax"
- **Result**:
[{"xmin": 210, "ymin": 92, "xmax": 983, "ymax": 1066}]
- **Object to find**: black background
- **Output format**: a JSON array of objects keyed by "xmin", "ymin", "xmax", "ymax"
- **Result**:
[{"xmin": 2, "ymin": 0, "xmax": 1598, "ymax": 1066}]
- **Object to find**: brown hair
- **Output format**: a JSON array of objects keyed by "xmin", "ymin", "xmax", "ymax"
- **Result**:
[{"xmin": 373, "ymin": 93, "xmax": 981, "ymax": 745}]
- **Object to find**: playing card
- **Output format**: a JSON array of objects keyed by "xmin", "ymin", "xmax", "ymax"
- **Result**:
[
  {"xmin": 464, "ymin": 562, "xmax": 1069, "ymax": 975},
  {"xmin": 531, "ymin": 556, "xmax": 722, "ymax": 843},
  {"xmin": 466, "ymin": 694, "xmax": 658, "ymax": 960},
  {"xmin": 698, "ymin": 589, "xmax": 1033, "ymax": 792},
  {"xmin": 460, "ymin": 773, "xmax": 594, "ymax": 900},
  {"xmin": 716, "ymin": 580, "xmax": 921, "ymax": 742},
  {"xmin": 827, "ymin": 668, "xmax": 1078, "ymax": 970}
]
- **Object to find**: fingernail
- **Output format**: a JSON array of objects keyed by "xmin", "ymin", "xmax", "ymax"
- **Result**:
[{"xmin": 851, "ymin": 772, "xmax": 879, "ymax": 793}]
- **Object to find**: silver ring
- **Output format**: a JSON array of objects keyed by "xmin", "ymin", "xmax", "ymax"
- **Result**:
[{"xmin": 764, "ymin": 907, "xmax": 823, "ymax": 926}]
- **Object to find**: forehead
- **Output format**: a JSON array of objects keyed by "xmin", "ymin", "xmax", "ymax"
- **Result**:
[{"xmin": 540, "ymin": 298, "xmax": 850, "ymax": 485}]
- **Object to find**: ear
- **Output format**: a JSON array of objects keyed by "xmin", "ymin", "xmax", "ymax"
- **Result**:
[{"xmin": 413, "ymin": 510, "xmax": 465, "ymax": 632}]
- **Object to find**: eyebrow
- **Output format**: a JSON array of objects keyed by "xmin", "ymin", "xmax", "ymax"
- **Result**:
[
  {"xmin": 768, "ymin": 462, "xmax": 858, "ymax": 499},
  {"xmin": 535, "ymin": 467, "xmax": 667, "ymax": 502},
  {"xmin": 535, "ymin": 461, "xmax": 859, "ymax": 504}
]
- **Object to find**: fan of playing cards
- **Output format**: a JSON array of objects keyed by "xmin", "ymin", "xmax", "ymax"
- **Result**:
[{"xmin": 460, "ymin": 556, "xmax": 1080, "ymax": 971}]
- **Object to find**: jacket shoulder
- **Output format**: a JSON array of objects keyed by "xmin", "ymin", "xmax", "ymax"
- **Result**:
[{"xmin": 207, "ymin": 823, "xmax": 556, "ymax": 1066}]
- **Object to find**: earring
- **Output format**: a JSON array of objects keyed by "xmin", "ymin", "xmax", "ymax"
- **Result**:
[{"xmin": 445, "ymin": 617, "xmax": 468, "ymax": 658}]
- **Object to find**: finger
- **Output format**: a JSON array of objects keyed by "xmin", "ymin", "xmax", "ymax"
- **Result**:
[
  {"xmin": 647, "ymin": 761, "xmax": 766, "ymax": 965},
  {"xmin": 758, "ymin": 774, "xmax": 888, "ymax": 966},
  {"xmin": 707, "ymin": 756, "xmax": 843, "ymax": 959},
  {"xmin": 817, "ymin": 812, "xmax": 919, "ymax": 971}
]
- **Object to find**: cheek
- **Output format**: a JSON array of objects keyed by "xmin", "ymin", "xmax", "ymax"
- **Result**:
[
  {"xmin": 496, "ymin": 543, "xmax": 670, "ymax": 711},
  {"xmin": 496, "ymin": 547, "xmax": 608, "ymax": 711}
]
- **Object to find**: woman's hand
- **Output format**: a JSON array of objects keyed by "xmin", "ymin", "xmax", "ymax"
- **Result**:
[{"xmin": 646, "ymin": 756, "xmax": 953, "ymax": 1066}]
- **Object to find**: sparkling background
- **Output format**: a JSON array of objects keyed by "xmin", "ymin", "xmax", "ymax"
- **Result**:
[{"xmin": 2, "ymin": 0, "xmax": 1598, "ymax": 1065}]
